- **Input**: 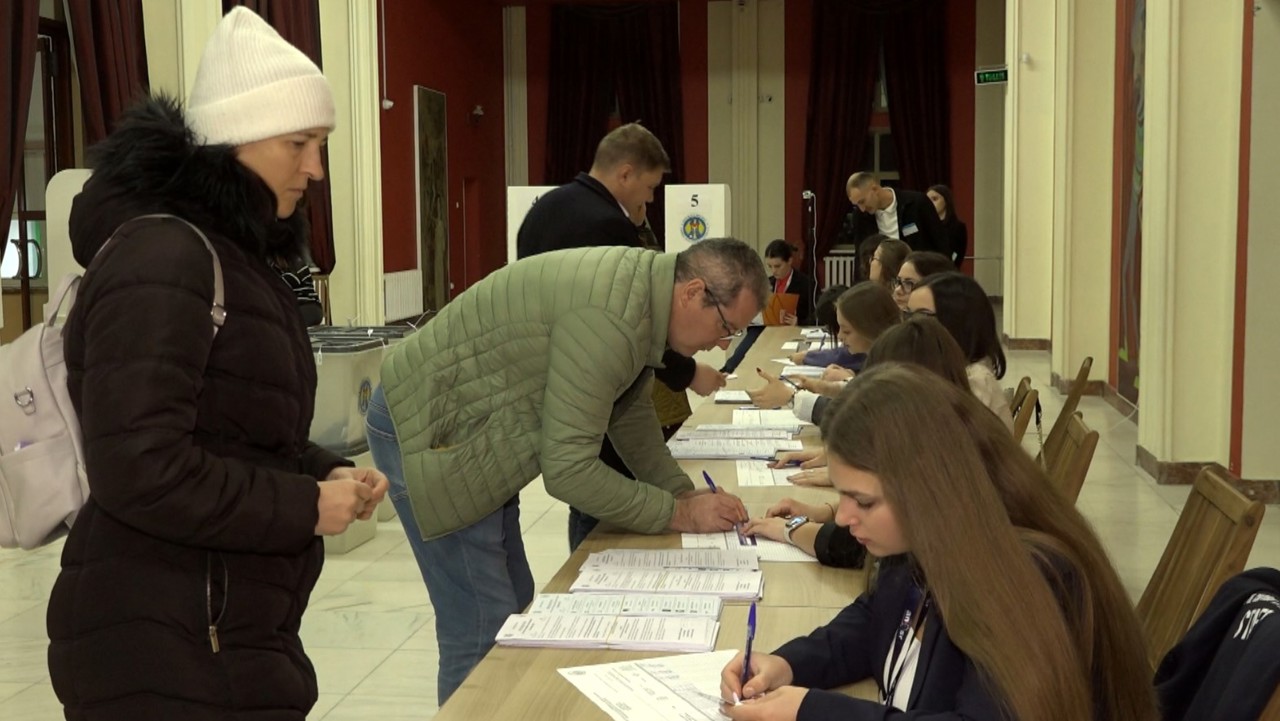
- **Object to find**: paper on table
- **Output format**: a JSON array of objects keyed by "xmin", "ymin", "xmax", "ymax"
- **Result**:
[
  {"xmin": 713, "ymin": 389, "xmax": 752, "ymax": 404},
  {"xmin": 496, "ymin": 613, "xmax": 720, "ymax": 652},
  {"xmin": 802, "ymin": 327, "xmax": 831, "ymax": 340},
  {"xmin": 666, "ymin": 438, "xmax": 803, "ymax": 459},
  {"xmin": 780, "ymin": 364, "xmax": 826, "ymax": 378},
  {"xmin": 559, "ymin": 649, "xmax": 739, "ymax": 721},
  {"xmin": 726, "ymin": 373, "xmax": 739, "ymax": 380},
  {"xmin": 570, "ymin": 569, "xmax": 764, "ymax": 600},
  {"xmin": 581, "ymin": 548, "xmax": 760, "ymax": 572},
  {"xmin": 674, "ymin": 425, "xmax": 794, "ymax": 441},
  {"xmin": 734, "ymin": 460, "xmax": 798, "ymax": 487},
  {"xmin": 682, "ymin": 531, "xmax": 818, "ymax": 564},
  {"xmin": 527, "ymin": 593, "xmax": 723, "ymax": 618},
  {"xmin": 779, "ymin": 340, "xmax": 804, "ymax": 351},
  {"xmin": 732, "ymin": 408, "xmax": 810, "ymax": 428}
]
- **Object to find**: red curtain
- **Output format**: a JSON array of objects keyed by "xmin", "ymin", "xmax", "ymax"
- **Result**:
[
  {"xmin": 882, "ymin": 0, "xmax": 951, "ymax": 191},
  {"xmin": 224, "ymin": 0, "xmax": 336, "ymax": 274},
  {"xmin": 545, "ymin": 3, "xmax": 684, "ymax": 242},
  {"xmin": 0, "ymin": 0, "xmax": 39, "ymax": 269},
  {"xmin": 803, "ymin": 1, "xmax": 881, "ymax": 266},
  {"xmin": 66, "ymin": 0, "xmax": 149, "ymax": 148}
]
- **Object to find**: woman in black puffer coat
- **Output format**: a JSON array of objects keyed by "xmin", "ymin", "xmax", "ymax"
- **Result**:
[{"xmin": 47, "ymin": 9, "xmax": 387, "ymax": 720}]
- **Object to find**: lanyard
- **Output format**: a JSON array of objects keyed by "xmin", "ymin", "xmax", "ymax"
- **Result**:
[{"xmin": 883, "ymin": 584, "xmax": 929, "ymax": 707}]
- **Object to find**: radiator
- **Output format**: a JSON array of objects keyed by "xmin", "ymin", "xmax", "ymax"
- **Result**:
[
  {"xmin": 383, "ymin": 270, "xmax": 424, "ymax": 322},
  {"xmin": 823, "ymin": 253, "xmax": 859, "ymax": 288}
]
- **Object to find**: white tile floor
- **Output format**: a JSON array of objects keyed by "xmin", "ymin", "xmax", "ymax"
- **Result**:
[{"xmin": 1, "ymin": 347, "xmax": 1277, "ymax": 720}]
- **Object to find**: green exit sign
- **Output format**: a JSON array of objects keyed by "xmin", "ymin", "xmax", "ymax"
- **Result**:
[{"xmin": 975, "ymin": 67, "xmax": 1009, "ymax": 85}]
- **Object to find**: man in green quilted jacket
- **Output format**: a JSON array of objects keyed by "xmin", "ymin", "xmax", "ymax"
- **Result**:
[{"xmin": 365, "ymin": 238, "xmax": 769, "ymax": 705}]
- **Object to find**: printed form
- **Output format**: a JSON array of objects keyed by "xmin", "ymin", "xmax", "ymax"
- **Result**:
[{"xmin": 559, "ymin": 649, "xmax": 738, "ymax": 721}]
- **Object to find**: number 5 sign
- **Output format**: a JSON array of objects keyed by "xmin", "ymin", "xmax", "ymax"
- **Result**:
[{"xmin": 664, "ymin": 184, "xmax": 732, "ymax": 253}]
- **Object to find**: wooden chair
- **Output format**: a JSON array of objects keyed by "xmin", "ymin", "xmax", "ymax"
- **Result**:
[
  {"xmin": 1136, "ymin": 465, "xmax": 1266, "ymax": 670},
  {"xmin": 1038, "ymin": 356, "xmax": 1093, "ymax": 469},
  {"xmin": 1010, "ymin": 381, "xmax": 1040, "ymax": 444},
  {"xmin": 1044, "ymin": 412, "xmax": 1097, "ymax": 502}
]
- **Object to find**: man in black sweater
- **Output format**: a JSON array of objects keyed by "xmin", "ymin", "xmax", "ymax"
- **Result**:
[
  {"xmin": 517, "ymin": 123, "xmax": 727, "ymax": 552},
  {"xmin": 845, "ymin": 171, "xmax": 948, "ymax": 255}
]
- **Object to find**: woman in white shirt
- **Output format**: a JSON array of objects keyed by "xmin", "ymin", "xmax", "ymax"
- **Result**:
[{"xmin": 906, "ymin": 272, "xmax": 1013, "ymax": 431}]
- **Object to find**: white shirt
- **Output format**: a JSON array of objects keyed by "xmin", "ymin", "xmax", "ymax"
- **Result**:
[
  {"xmin": 875, "ymin": 189, "xmax": 900, "ymax": 238},
  {"xmin": 966, "ymin": 360, "xmax": 1014, "ymax": 432},
  {"xmin": 883, "ymin": 632, "xmax": 922, "ymax": 710}
]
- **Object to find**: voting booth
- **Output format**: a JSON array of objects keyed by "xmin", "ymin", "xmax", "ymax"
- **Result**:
[
  {"xmin": 663, "ymin": 184, "xmax": 731, "ymax": 253},
  {"xmin": 506, "ymin": 185, "xmax": 559, "ymax": 264}
]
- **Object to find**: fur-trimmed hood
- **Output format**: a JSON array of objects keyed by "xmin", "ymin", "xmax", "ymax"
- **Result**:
[{"xmin": 69, "ymin": 95, "xmax": 307, "ymax": 269}]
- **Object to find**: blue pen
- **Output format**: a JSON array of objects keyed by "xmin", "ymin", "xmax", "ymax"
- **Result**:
[
  {"xmin": 741, "ymin": 602, "xmax": 757, "ymax": 691},
  {"xmin": 702, "ymin": 470, "xmax": 718, "ymax": 493},
  {"xmin": 705, "ymin": 471, "xmax": 756, "ymax": 546}
]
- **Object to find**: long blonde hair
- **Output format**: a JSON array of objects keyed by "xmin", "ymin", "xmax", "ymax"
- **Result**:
[{"xmin": 822, "ymin": 365, "xmax": 1156, "ymax": 721}]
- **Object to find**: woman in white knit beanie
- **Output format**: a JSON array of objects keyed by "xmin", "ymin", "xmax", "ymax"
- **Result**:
[{"xmin": 47, "ymin": 8, "xmax": 387, "ymax": 720}]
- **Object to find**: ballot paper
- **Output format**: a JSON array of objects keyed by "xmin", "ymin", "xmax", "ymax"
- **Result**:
[
  {"xmin": 713, "ymin": 389, "xmax": 752, "ymax": 404},
  {"xmin": 733, "ymin": 460, "xmax": 798, "ymax": 487},
  {"xmin": 732, "ymin": 408, "xmax": 810, "ymax": 429},
  {"xmin": 527, "ymin": 593, "xmax": 723, "ymax": 618},
  {"xmin": 779, "ymin": 364, "xmax": 826, "ymax": 378},
  {"xmin": 779, "ymin": 340, "xmax": 804, "ymax": 351},
  {"xmin": 770, "ymin": 357, "xmax": 793, "ymax": 365},
  {"xmin": 682, "ymin": 531, "xmax": 818, "ymax": 564},
  {"xmin": 674, "ymin": 425, "xmax": 794, "ymax": 441},
  {"xmin": 581, "ymin": 548, "xmax": 760, "ymax": 572},
  {"xmin": 495, "ymin": 613, "xmax": 720, "ymax": 653},
  {"xmin": 569, "ymin": 569, "xmax": 764, "ymax": 601},
  {"xmin": 559, "ymin": 650, "xmax": 738, "ymax": 721},
  {"xmin": 802, "ymin": 327, "xmax": 832, "ymax": 340},
  {"xmin": 666, "ymin": 438, "xmax": 804, "ymax": 459}
]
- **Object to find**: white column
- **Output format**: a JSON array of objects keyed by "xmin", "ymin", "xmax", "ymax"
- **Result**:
[
  {"xmin": 141, "ymin": 0, "xmax": 220, "ymax": 99},
  {"xmin": 1137, "ymin": 0, "xmax": 1242, "ymax": 466}
]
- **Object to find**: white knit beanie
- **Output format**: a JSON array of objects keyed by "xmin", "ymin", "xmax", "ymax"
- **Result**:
[{"xmin": 187, "ymin": 7, "xmax": 335, "ymax": 147}]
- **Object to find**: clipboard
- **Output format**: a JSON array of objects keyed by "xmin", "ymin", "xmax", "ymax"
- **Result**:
[{"xmin": 763, "ymin": 292, "xmax": 799, "ymax": 326}]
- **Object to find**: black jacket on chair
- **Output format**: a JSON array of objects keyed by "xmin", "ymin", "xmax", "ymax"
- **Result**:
[
  {"xmin": 1155, "ymin": 567, "xmax": 1280, "ymax": 721},
  {"xmin": 851, "ymin": 187, "xmax": 949, "ymax": 255}
]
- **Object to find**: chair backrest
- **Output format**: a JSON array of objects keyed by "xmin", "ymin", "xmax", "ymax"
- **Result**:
[
  {"xmin": 1012, "ymin": 387, "xmax": 1039, "ymax": 443},
  {"xmin": 1137, "ymin": 465, "xmax": 1266, "ymax": 669},
  {"xmin": 1044, "ymin": 411, "xmax": 1097, "ymax": 502},
  {"xmin": 1039, "ymin": 356, "xmax": 1092, "ymax": 468},
  {"xmin": 1009, "ymin": 376, "xmax": 1031, "ymax": 412}
]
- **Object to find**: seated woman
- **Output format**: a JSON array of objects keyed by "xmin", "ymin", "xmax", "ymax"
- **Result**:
[
  {"xmin": 720, "ymin": 365, "xmax": 1157, "ymax": 721},
  {"xmin": 891, "ymin": 250, "xmax": 953, "ymax": 311},
  {"xmin": 789, "ymin": 285, "xmax": 849, "ymax": 367},
  {"xmin": 763, "ymin": 239, "xmax": 817, "ymax": 326},
  {"xmin": 908, "ymin": 272, "xmax": 1013, "ymax": 431},
  {"xmin": 869, "ymin": 237, "xmax": 910, "ymax": 289},
  {"xmin": 748, "ymin": 282, "xmax": 900, "ymax": 412},
  {"xmin": 744, "ymin": 317, "xmax": 972, "ymax": 563}
]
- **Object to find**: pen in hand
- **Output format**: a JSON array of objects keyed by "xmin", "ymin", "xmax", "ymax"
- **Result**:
[
  {"xmin": 703, "ymin": 471, "xmax": 755, "ymax": 546},
  {"xmin": 740, "ymin": 602, "xmax": 757, "ymax": 698}
]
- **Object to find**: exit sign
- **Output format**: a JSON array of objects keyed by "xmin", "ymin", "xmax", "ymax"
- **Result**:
[{"xmin": 975, "ymin": 67, "xmax": 1009, "ymax": 85}]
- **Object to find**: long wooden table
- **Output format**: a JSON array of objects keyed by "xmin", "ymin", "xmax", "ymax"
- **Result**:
[{"xmin": 435, "ymin": 327, "xmax": 875, "ymax": 720}]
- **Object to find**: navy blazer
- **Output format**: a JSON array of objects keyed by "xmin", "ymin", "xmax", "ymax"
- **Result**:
[
  {"xmin": 775, "ymin": 561, "xmax": 1008, "ymax": 720},
  {"xmin": 851, "ymin": 188, "xmax": 949, "ymax": 255}
]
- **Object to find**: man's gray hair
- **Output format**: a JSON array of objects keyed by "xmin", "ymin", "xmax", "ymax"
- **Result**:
[{"xmin": 674, "ymin": 238, "xmax": 769, "ymax": 312}]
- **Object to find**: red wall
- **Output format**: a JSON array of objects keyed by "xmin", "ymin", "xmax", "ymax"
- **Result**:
[{"xmin": 378, "ymin": 0, "xmax": 507, "ymax": 289}]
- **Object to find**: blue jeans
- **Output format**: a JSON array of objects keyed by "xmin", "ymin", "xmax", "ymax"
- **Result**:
[{"xmin": 364, "ymin": 385, "xmax": 535, "ymax": 707}]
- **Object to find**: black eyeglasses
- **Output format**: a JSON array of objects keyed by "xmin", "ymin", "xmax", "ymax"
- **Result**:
[
  {"xmin": 902, "ymin": 307, "xmax": 936, "ymax": 320},
  {"xmin": 704, "ymin": 288, "xmax": 744, "ymax": 339},
  {"xmin": 892, "ymin": 277, "xmax": 918, "ymax": 293}
]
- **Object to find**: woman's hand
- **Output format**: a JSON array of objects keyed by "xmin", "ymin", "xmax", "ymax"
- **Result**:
[
  {"xmin": 768, "ymin": 449, "xmax": 826, "ymax": 469},
  {"xmin": 747, "ymin": 368, "xmax": 795, "ymax": 409},
  {"xmin": 822, "ymin": 365, "xmax": 854, "ymax": 382},
  {"xmin": 720, "ymin": 651, "xmax": 795, "ymax": 706},
  {"xmin": 324, "ymin": 466, "xmax": 389, "ymax": 520},
  {"xmin": 741, "ymin": 516, "xmax": 788, "ymax": 543},
  {"xmin": 787, "ymin": 467, "xmax": 831, "ymax": 487},
  {"xmin": 788, "ymin": 351, "xmax": 808, "ymax": 365},
  {"xmin": 723, "ymin": 686, "xmax": 809, "ymax": 721},
  {"xmin": 766, "ymin": 498, "xmax": 833, "ymax": 523},
  {"xmin": 780, "ymin": 310, "xmax": 798, "ymax": 326},
  {"xmin": 794, "ymin": 376, "xmax": 845, "ymax": 398}
]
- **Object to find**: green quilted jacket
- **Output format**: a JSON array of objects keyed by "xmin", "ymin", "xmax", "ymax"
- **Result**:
[{"xmin": 380, "ymin": 246, "xmax": 695, "ymax": 539}]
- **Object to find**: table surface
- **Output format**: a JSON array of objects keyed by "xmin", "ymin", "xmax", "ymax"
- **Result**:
[{"xmin": 435, "ymin": 327, "xmax": 878, "ymax": 720}]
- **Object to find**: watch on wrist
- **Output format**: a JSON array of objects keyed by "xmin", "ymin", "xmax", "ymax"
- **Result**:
[{"xmin": 783, "ymin": 515, "xmax": 809, "ymax": 546}]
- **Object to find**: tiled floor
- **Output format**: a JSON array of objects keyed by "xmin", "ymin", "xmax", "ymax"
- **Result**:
[{"xmin": 1, "ymin": 347, "xmax": 1277, "ymax": 719}]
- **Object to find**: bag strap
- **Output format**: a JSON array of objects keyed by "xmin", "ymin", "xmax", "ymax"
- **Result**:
[
  {"xmin": 43, "ymin": 273, "xmax": 84, "ymax": 327},
  {"xmin": 95, "ymin": 214, "xmax": 226, "ymax": 338}
]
